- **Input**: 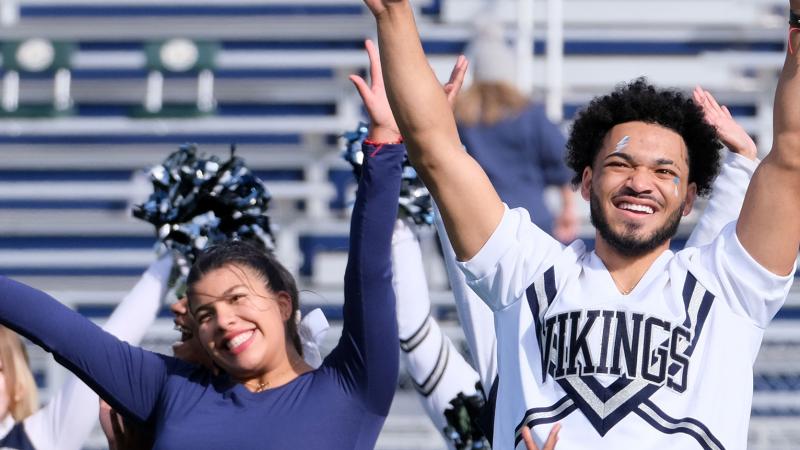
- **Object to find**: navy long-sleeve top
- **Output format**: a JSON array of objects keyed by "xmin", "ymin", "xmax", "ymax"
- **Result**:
[{"xmin": 0, "ymin": 143, "xmax": 403, "ymax": 450}]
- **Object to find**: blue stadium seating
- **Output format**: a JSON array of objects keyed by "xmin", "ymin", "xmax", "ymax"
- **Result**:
[{"xmin": 1, "ymin": 1, "xmax": 798, "ymax": 448}]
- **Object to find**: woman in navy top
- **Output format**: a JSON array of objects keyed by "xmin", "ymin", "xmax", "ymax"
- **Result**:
[{"xmin": 0, "ymin": 137, "xmax": 404, "ymax": 449}]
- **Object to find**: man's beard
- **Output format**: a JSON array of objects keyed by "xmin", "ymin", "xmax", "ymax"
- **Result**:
[{"xmin": 589, "ymin": 189, "xmax": 683, "ymax": 258}]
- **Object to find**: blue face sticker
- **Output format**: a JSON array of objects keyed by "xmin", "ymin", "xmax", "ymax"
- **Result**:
[
  {"xmin": 673, "ymin": 176, "xmax": 680, "ymax": 196},
  {"xmin": 614, "ymin": 136, "xmax": 630, "ymax": 153}
]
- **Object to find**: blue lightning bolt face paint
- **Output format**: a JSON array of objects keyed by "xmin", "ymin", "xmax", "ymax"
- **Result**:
[
  {"xmin": 614, "ymin": 135, "xmax": 630, "ymax": 153},
  {"xmin": 673, "ymin": 176, "xmax": 680, "ymax": 197}
]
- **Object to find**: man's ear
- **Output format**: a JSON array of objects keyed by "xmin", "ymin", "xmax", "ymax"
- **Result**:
[
  {"xmin": 580, "ymin": 167, "xmax": 593, "ymax": 201},
  {"xmin": 682, "ymin": 182, "xmax": 698, "ymax": 216}
]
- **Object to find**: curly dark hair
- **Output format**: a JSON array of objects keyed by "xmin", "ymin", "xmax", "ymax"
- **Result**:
[{"xmin": 565, "ymin": 78, "xmax": 722, "ymax": 196}]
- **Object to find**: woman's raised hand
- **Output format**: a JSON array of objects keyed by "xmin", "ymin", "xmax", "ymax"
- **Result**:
[
  {"xmin": 362, "ymin": 0, "xmax": 406, "ymax": 17},
  {"xmin": 349, "ymin": 39, "xmax": 468, "ymax": 141},
  {"xmin": 349, "ymin": 39, "xmax": 401, "ymax": 142}
]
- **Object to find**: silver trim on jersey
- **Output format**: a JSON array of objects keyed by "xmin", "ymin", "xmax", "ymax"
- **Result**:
[
  {"xmin": 400, "ymin": 314, "xmax": 432, "ymax": 352},
  {"xmin": 538, "ymin": 273, "xmax": 709, "ymax": 420},
  {"xmin": 637, "ymin": 402, "xmax": 724, "ymax": 450},
  {"xmin": 413, "ymin": 334, "xmax": 450, "ymax": 397},
  {"xmin": 514, "ymin": 398, "xmax": 575, "ymax": 440}
]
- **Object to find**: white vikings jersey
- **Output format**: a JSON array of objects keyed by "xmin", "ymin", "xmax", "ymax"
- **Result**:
[{"xmin": 457, "ymin": 207, "xmax": 795, "ymax": 450}]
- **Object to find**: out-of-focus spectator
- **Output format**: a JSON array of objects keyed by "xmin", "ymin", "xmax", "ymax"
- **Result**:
[{"xmin": 455, "ymin": 23, "xmax": 577, "ymax": 242}]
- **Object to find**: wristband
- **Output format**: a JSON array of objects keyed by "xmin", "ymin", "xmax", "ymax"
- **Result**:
[
  {"xmin": 364, "ymin": 137, "xmax": 403, "ymax": 146},
  {"xmin": 363, "ymin": 136, "xmax": 403, "ymax": 157}
]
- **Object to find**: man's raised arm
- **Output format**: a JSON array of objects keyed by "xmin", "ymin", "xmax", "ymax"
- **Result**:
[
  {"xmin": 364, "ymin": 0, "xmax": 504, "ymax": 260},
  {"xmin": 737, "ymin": 0, "xmax": 800, "ymax": 275}
]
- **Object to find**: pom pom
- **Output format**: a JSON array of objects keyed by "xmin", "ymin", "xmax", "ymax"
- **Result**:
[
  {"xmin": 133, "ymin": 144, "xmax": 276, "ymax": 287},
  {"xmin": 340, "ymin": 122, "xmax": 433, "ymax": 226},
  {"xmin": 443, "ymin": 388, "xmax": 491, "ymax": 450},
  {"xmin": 340, "ymin": 121, "xmax": 369, "ymax": 179}
]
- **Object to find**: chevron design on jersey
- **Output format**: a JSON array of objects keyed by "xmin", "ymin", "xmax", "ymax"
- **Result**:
[{"xmin": 525, "ymin": 270, "xmax": 721, "ymax": 444}]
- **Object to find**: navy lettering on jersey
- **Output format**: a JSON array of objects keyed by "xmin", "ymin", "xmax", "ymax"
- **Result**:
[
  {"xmin": 544, "ymin": 310, "xmax": 689, "ymax": 392},
  {"xmin": 610, "ymin": 311, "xmax": 644, "ymax": 378},
  {"xmin": 595, "ymin": 310, "xmax": 615, "ymax": 375},
  {"xmin": 524, "ymin": 269, "xmax": 720, "ymax": 444},
  {"xmin": 566, "ymin": 309, "xmax": 599, "ymax": 376},
  {"xmin": 667, "ymin": 327, "xmax": 691, "ymax": 393}
]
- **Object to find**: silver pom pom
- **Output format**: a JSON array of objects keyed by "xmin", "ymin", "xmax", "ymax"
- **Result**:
[{"xmin": 133, "ymin": 144, "xmax": 276, "ymax": 287}]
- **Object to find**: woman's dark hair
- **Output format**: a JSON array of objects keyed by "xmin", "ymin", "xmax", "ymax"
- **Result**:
[
  {"xmin": 566, "ymin": 78, "xmax": 722, "ymax": 196},
  {"xmin": 187, "ymin": 240, "xmax": 303, "ymax": 356}
]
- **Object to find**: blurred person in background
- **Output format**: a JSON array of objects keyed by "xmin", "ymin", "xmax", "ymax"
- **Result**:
[{"xmin": 455, "ymin": 23, "xmax": 576, "ymax": 243}]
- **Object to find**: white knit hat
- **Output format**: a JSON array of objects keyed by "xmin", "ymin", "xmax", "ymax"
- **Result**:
[{"xmin": 466, "ymin": 21, "xmax": 516, "ymax": 85}]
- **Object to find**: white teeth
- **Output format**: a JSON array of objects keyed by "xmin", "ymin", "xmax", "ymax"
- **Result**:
[
  {"xmin": 619, "ymin": 203, "xmax": 654, "ymax": 214},
  {"xmin": 174, "ymin": 324, "xmax": 192, "ymax": 342},
  {"xmin": 227, "ymin": 330, "xmax": 254, "ymax": 350}
]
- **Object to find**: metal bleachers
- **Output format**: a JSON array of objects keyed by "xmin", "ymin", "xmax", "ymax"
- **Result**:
[{"xmin": 1, "ymin": 0, "xmax": 799, "ymax": 449}]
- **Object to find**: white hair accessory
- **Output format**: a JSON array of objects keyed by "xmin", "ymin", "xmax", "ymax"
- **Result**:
[{"xmin": 297, "ymin": 308, "xmax": 329, "ymax": 369}]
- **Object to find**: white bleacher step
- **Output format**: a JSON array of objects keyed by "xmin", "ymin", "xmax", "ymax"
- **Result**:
[
  {"xmin": 72, "ymin": 47, "xmax": 367, "ymax": 75},
  {"xmin": 0, "ymin": 210, "xmax": 148, "ymax": 235},
  {"xmin": 0, "ymin": 249, "xmax": 154, "ymax": 268},
  {"xmin": 311, "ymin": 251, "xmax": 348, "ymax": 286},
  {"xmin": 310, "ymin": 234, "xmax": 450, "ymax": 289},
  {"xmin": 70, "ymin": 49, "xmax": 783, "ymax": 93},
  {"xmin": 0, "ymin": 144, "xmax": 347, "ymax": 170},
  {"xmin": 426, "ymin": 53, "xmax": 779, "ymax": 93},
  {"xmin": 375, "ymin": 393, "xmax": 443, "ymax": 450},
  {"xmin": 749, "ymin": 417, "xmax": 800, "ymax": 450},
  {"xmin": 752, "ymin": 393, "xmax": 800, "ymax": 412},
  {"xmin": 17, "ymin": 0, "xmax": 364, "ymax": 4},
  {"xmin": 441, "ymin": 0, "xmax": 784, "ymax": 27},
  {"xmin": 0, "ymin": 179, "xmax": 334, "ymax": 202},
  {"xmin": 0, "ymin": 16, "xmax": 373, "ymax": 40},
  {"xmin": 29, "ymin": 78, "xmax": 345, "ymax": 105},
  {"xmin": 16, "ymin": 0, "xmax": 432, "ymax": 7},
  {"xmin": 0, "ymin": 115, "xmax": 348, "ymax": 136}
]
